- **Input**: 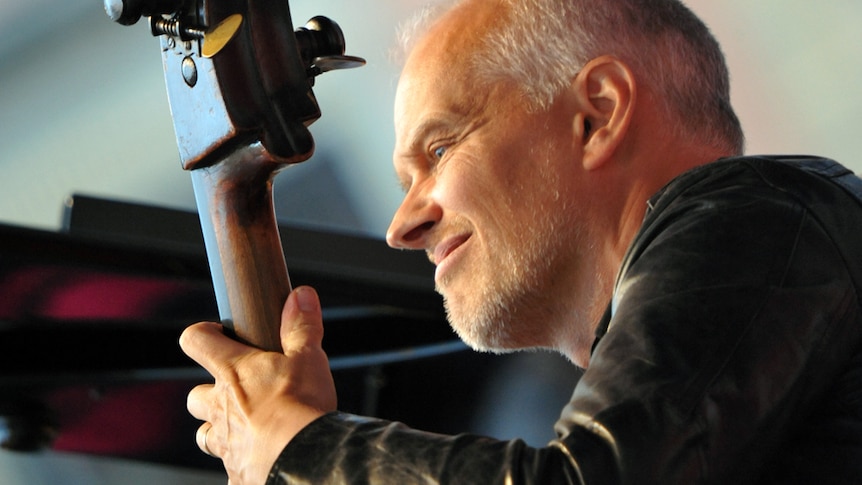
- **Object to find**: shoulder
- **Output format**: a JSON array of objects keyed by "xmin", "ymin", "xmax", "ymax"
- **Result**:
[
  {"xmin": 622, "ymin": 155, "xmax": 862, "ymax": 291},
  {"xmin": 647, "ymin": 155, "xmax": 861, "ymax": 219}
]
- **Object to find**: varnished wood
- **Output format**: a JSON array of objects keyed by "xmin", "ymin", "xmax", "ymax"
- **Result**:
[{"xmin": 192, "ymin": 143, "xmax": 291, "ymax": 351}]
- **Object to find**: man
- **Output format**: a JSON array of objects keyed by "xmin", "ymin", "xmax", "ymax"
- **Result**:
[{"xmin": 179, "ymin": 0, "xmax": 862, "ymax": 483}]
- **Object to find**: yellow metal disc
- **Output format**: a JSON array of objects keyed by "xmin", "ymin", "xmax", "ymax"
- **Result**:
[{"xmin": 202, "ymin": 14, "xmax": 243, "ymax": 58}]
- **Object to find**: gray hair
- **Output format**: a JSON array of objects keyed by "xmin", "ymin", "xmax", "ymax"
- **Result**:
[{"xmin": 398, "ymin": 0, "xmax": 745, "ymax": 155}]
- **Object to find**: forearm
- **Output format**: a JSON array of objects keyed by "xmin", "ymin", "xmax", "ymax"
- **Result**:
[{"xmin": 267, "ymin": 412, "xmax": 584, "ymax": 485}]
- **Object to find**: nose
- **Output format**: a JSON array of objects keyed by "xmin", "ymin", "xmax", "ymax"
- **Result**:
[{"xmin": 386, "ymin": 183, "xmax": 442, "ymax": 250}]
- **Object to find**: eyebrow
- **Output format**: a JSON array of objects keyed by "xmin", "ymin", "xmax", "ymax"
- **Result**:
[
  {"xmin": 393, "ymin": 117, "xmax": 459, "ymax": 193},
  {"xmin": 399, "ymin": 117, "xmax": 458, "ymax": 156},
  {"xmin": 395, "ymin": 104, "xmax": 484, "ymax": 193}
]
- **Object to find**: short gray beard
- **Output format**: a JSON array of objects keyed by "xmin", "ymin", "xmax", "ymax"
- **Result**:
[{"xmin": 439, "ymin": 148, "xmax": 589, "ymax": 355}]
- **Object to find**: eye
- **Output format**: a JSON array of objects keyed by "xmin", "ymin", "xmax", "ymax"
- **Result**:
[{"xmin": 432, "ymin": 145, "xmax": 448, "ymax": 159}]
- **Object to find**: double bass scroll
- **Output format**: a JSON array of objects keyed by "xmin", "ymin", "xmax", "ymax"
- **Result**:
[{"xmin": 105, "ymin": 0, "xmax": 364, "ymax": 350}]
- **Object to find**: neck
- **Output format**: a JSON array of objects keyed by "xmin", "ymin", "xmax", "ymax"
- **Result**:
[{"xmin": 564, "ymin": 141, "xmax": 730, "ymax": 367}]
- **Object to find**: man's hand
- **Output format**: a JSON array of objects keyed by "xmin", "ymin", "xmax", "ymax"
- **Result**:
[{"xmin": 180, "ymin": 286, "xmax": 336, "ymax": 484}]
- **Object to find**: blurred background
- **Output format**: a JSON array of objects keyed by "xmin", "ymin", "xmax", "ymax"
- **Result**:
[
  {"xmin": 1, "ymin": 0, "xmax": 860, "ymax": 236},
  {"xmin": 1, "ymin": 1, "xmax": 860, "ymax": 483}
]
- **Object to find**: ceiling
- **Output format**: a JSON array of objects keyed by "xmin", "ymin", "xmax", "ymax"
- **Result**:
[{"xmin": 0, "ymin": 1, "xmax": 860, "ymax": 238}]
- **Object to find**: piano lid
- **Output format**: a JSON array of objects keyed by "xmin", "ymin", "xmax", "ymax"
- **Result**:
[{"xmin": 0, "ymin": 194, "xmax": 458, "ymax": 387}]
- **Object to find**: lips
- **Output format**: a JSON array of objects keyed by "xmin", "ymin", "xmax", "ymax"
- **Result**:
[{"xmin": 432, "ymin": 234, "xmax": 470, "ymax": 267}]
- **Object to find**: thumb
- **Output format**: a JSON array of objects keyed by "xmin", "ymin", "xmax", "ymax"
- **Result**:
[{"xmin": 281, "ymin": 286, "xmax": 324, "ymax": 352}]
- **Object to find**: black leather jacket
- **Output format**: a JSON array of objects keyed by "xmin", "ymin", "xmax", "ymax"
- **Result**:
[{"xmin": 267, "ymin": 156, "xmax": 862, "ymax": 484}]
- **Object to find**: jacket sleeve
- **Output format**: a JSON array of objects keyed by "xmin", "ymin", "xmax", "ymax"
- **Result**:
[
  {"xmin": 266, "ymin": 164, "xmax": 862, "ymax": 484},
  {"xmin": 266, "ymin": 412, "xmax": 588, "ymax": 485}
]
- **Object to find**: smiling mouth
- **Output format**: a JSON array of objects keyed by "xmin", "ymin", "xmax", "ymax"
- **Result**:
[{"xmin": 433, "ymin": 234, "xmax": 470, "ymax": 266}]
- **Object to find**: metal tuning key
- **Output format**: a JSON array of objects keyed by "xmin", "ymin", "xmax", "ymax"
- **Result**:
[
  {"xmin": 200, "ymin": 14, "xmax": 243, "ymax": 58},
  {"xmin": 104, "ymin": 0, "xmax": 186, "ymax": 26},
  {"xmin": 105, "ymin": 0, "xmax": 365, "ymax": 350}
]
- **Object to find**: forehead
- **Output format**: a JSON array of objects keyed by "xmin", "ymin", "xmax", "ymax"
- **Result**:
[{"xmin": 393, "ymin": 1, "xmax": 506, "ymax": 142}]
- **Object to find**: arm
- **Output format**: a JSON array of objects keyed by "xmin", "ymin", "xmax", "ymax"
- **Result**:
[
  {"xmin": 183, "ymin": 163, "xmax": 861, "ymax": 485},
  {"xmin": 181, "ymin": 285, "xmax": 585, "ymax": 485}
]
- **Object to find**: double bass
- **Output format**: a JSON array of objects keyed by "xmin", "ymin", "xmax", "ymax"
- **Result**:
[{"xmin": 105, "ymin": 0, "xmax": 365, "ymax": 351}]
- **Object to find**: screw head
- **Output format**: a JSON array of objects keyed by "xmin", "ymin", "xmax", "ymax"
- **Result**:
[{"xmin": 181, "ymin": 56, "xmax": 198, "ymax": 87}]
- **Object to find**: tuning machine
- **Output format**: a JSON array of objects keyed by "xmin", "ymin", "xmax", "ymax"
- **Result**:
[
  {"xmin": 104, "ymin": 0, "xmax": 365, "ymax": 163},
  {"xmin": 295, "ymin": 16, "xmax": 366, "ymax": 80},
  {"xmin": 105, "ymin": 0, "xmax": 240, "ymax": 58}
]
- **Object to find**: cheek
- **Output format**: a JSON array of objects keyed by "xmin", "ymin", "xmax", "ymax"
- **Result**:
[
  {"xmin": 430, "ymin": 155, "xmax": 498, "ymax": 214},
  {"xmin": 430, "ymin": 137, "xmax": 562, "ymax": 226}
]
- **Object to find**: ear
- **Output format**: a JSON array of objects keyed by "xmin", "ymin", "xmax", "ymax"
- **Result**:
[{"xmin": 568, "ymin": 56, "xmax": 636, "ymax": 171}]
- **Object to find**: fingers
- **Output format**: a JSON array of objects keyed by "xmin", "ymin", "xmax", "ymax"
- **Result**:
[
  {"xmin": 187, "ymin": 382, "xmax": 213, "ymax": 421},
  {"xmin": 281, "ymin": 286, "xmax": 325, "ymax": 352},
  {"xmin": 196, "ymin": 421, "xmax": 215, "ymax": 457},
  {"xmin": 181, "ymin": 285, "xmax": 334, "ymax": 479},
  {"xmin": 179, "ymin": 321, "xmax": 252, "ymax": 377},
  {"xmin": 182, "ymin": 286, "xmax": 323, "ymax": 371}
]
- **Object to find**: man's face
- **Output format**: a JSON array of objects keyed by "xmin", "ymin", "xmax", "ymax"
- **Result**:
[{"xmin": 386, "ymin": 13, "xmax": 593, "ymax": 353}]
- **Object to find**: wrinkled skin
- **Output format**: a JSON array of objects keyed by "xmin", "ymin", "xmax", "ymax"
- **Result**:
[{"xmin": 180, "ymin": 286, "xmax": 335, "ymax": 484}]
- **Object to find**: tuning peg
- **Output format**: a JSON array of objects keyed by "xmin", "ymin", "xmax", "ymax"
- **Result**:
[
  {"xmin": 296, "ymin": 17, "xmax": 366, "ymax": 78},
  {"xmin": 151, "ymin": 13, "xmax": 243, "ymax": 58},
  {"xmin": 104, "ymin": 0, "xmax": 185, "ymax": 26}
]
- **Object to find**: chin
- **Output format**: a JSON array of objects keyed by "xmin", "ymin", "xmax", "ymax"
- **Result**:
[{"xmin": 443, "ymin": 292, "xmax": 524, "ymax": 354}]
